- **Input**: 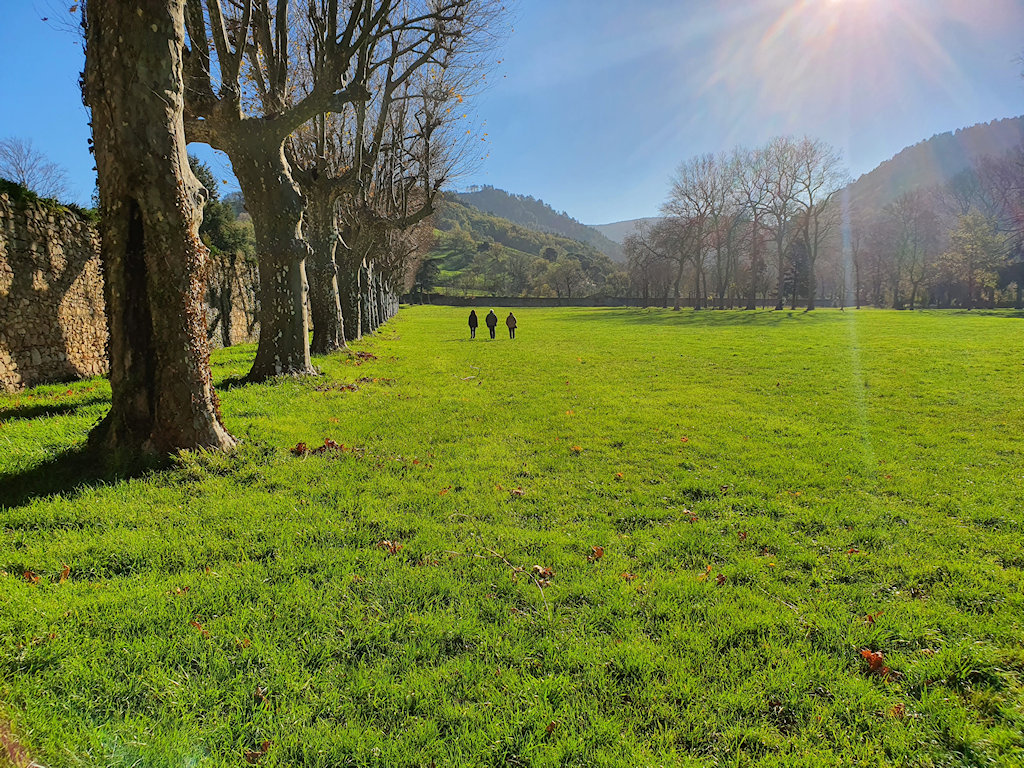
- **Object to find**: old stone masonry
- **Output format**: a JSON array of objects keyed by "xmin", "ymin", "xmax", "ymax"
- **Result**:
[
  {"xmin": 0, "ymin": 193, "xmax": 108, "ymax": 392},
  {"xmin": 0, "ymin": 190, "xmax": 258, "ymax": 393}
]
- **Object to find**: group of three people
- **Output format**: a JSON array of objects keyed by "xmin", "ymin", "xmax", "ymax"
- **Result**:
[{"xmin": 468, "ymin": 309, "xmax": 517, "ymax": 340}]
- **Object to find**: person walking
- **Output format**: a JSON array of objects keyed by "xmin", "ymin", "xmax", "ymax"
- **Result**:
[
  {"xmin": 468, "ymin": 309, "xmax": 478, "ymax": 339},
  {"xmin": 485, "ymin": 309, "xmax": 498, "ymax": 340},
  {"xmin": 506, "ymin": 311, "xmax": 517, "ymax": 339}
]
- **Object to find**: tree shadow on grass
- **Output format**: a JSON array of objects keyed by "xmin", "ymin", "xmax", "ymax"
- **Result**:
[
  {"xmin": 949, "ymin": 309, "xmax": 1024, "ymax": 320},
  {"xmin": 0, "ymin": 443, "xmax": 166, "ymax": 511},
  {"xmin": 568, "ymin": 308, "xmax": 843, "ymax": 327},
  {"xmin": 216, "ymin": 374, "xmax": 252, "ymax": 391},
  {"xmin": 0, "ymin": 392, "xmax": 110, "ymax": 423}
]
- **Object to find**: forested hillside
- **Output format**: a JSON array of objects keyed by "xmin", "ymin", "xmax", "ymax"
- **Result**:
[
  {"xmin": 846, "ymin": 116, "xmax": 1024, "ymax": 210},
  {"xmin": 455, "ymin": 185, "xmax": 624, "ymax": 261},
  {"xmin": 416, "ymin": 195, "xmax": 627, "ymax": 297}
]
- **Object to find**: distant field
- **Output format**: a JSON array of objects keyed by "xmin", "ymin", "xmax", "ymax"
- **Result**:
[{"xmin": 1, "ymin": 307, "xmax": 1022, "ymax": 767}]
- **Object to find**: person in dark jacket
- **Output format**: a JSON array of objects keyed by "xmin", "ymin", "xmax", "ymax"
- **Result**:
[
  {"xmin": 485, "ymin": 309, "xmax": 498, "ymax": 339},
  {"xmin": 468, "ymin": 309, "xmax": 478, "ymax": 339},
  {"xmin": 506, "ymin": 312, "xmax": 517, "ymax": 339}
]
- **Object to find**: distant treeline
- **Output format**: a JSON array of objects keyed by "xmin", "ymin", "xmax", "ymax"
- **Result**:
[{"xmin": 623, "ymin": 133, "xmax": 1024, "ymax": 311}]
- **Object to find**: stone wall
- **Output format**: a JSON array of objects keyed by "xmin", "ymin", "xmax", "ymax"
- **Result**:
[
  {"xmin": 0, "ymin": 193, "xmax": 108, "ymax": 391},
  {"xmin": 207, "ymin": 253, "xmax": 259, "ymax": 349},
  {"xmin": 404, "ymin": 294, "xmax": 657, "ymax": 308},
  {"xmin": 0, "ymin": 192, "xmax": 260, "ymax": 393}
]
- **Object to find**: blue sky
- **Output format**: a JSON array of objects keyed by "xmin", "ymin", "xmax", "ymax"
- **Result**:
[{"xmin": 1, "ymin": 0, "xmax": 1022, "ymax": 224}]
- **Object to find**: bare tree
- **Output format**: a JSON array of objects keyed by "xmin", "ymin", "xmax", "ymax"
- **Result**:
[
  {"xmin": 663, "ymin": 154, "xmax": 724, "ymax": 310},
  {"xmin": 757, "ymin": 137, "xmax": 801, "ymax": 310},
  {"xmin": 0, "ymin": 137, "xmax": 71, "ymax": 200},
  {"xmin": 182, "ymin": 0, "xmax": 382, "ymax": 380},
  {"xmin": 729, "ymin": 147, "xmax": 772, "ymax": 310},
  {"xmin": 183, "ymin": 0, "xmax": 496, "ymax": 377},
  {"xmin": 637, "ymin": 217, "xmax": 695, "ymax": 310},
  {"xmin": 83, "ymin": 0, "xmax": 235, "ymax": 455},
  {"xmin": 886, "ymin": 191, "xmax": 941, "ymax": 309},
  {"xmin": 625, "ymin": 231, "xmax": 672, "ymax": 307},
  {"xmin": 792, "ymin": 137, "xmax": 847, "ymax": 310}
]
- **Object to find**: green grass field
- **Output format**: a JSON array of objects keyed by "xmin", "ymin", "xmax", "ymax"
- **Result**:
[{"xmin": 1, "ymin": 307, "xmax": 1022, "ymax": 767}]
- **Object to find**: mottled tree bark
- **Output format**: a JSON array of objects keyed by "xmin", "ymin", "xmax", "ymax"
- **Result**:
[
  {"xmin": 361, "ymin": 261, "xmax": 375, "ymax": 333},
  {"xmin": 228, "ymin": 148, "xmax": 315, "ymax": 380},
  {"xmin": 84, "ymin": 0, "xmax": 234, "ymax": 455},
  {"xmin": 305, "ymin": 195, "xmax": 346, "ymax": 353},
  {"xmin": 338, "ymin": 251, "xmax": 362, "ymax": 342}
]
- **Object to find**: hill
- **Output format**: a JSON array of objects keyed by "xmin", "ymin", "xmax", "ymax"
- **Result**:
[
  {"xmin": 420, "ymin": 195, "xmax": 620, "ymax": 297},
  {"xmin": 589, "ymin": 217, "xmax": 662, "ymax": 244},
  {"xmin": 846, "ymin": 115, "xmax": 1024, "ymax": 209},
  {"xmin": 455, "ymin": 185, "xmax": 624, "ymax": 262}
]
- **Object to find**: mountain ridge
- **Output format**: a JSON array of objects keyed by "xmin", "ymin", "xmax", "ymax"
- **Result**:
[
  {"xmin": 449, "ymin": 116, "xmax": 1024, "ymax": 255},
  {"xmin": 845, "ymin": 115, "xmax": 1024, "ymax": 210},
  {"xmin": 453, "ymin": 186, "xmax": 624, "ymax": 262}
]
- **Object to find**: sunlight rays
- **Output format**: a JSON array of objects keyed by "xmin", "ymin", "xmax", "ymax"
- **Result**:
[{"xmin": 701, "ymin": 0, "xmax": 980, "ymax": 143}]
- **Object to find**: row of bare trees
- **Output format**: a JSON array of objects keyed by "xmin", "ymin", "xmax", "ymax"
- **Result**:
[
  {"xmin": 628, "ymin": 138, "xmax": 1024, "ymax": 312},
  {"xmin": 625, "ymin": 136, "xmax": 847, "ymax": 312},
  {"xmin": 82, "ymin": 0, "xmax": 500, "ymax": 455}
]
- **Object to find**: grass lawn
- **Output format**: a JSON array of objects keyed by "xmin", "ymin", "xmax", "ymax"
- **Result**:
[{"xmin": 1, "ymin": 306, "xmax": 1023, "ymax": 767}]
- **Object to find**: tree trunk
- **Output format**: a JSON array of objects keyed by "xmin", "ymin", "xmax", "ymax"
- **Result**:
[
  {"xmin": 306, "ymin": 196, "xmax": 346, "ymax": 354},
  {"xmin": 774, "ymin": 241, "xmax": 786, "ymax": 310},
  {"xmin": 672, "ymin": 258, "xmax": 684, "ymax": 311},
  {"xmin": 338, "ymin": 250, "xmax": 362, "ymax": 342},
  {"xmin": 360, "ymin": 261, "xmax": 374, "ymax": 333},
  {"xmin": 84, "ymin": 0, "xmax": 234, "ymax": 456},
  {"xmin": 369, "ymin": 269, "xmax": 380, "ymax": 330},
  {"xmin": 229, "ymin": 146, "xmax": 315, "ymax": 380},
  {"xmin": 806, "ymin": 259, "xmax": 816, "ymax": 311},
  {"xmin": 376, "ymin": 278, "xmax": 386, "ymax": 325}
]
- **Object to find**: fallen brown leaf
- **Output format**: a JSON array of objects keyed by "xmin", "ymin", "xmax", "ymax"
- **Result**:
[
  {"xmin": 243, "ymin": 740, "xmax": 272, "ymax": 763},
  {"xmin": 377, "ymin": 540, "xmax": 403, "ymax": 555}
]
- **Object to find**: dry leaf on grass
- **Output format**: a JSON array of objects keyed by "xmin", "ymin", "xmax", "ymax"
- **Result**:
[
  {"xmin": 860, "ymin": 648, "xmax": 898, "ymax": 680},
  {"xmin": 243, "ymin": 741, "xmax": 272, "ymax": 763},
  {"xmin": 377, "ymin": 540, "xmax": 403, "ymax": 555}
]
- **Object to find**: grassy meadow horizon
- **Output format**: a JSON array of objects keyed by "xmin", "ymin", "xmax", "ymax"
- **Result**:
[{"xmin": 1, "ymin": 306, "xmax": 1022, "ymax": 767}]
